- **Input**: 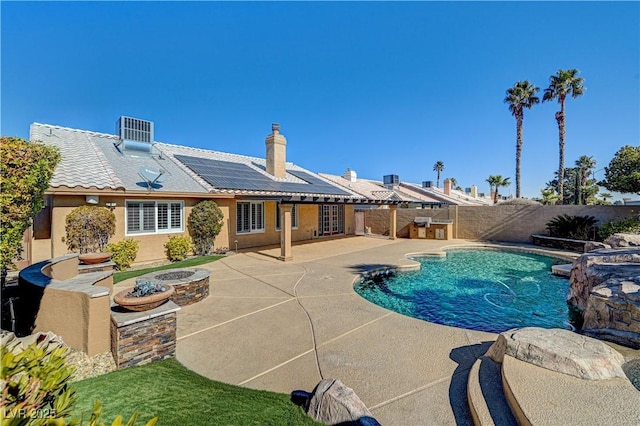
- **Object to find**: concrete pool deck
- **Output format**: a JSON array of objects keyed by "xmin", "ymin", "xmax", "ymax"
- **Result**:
[{"xmin": 170, "ymin": 237, "xmax": 579, "ymax": 425}]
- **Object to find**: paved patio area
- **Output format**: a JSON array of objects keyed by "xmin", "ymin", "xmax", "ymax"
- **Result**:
[{"xmin": 171, "ymin": 237, "xmax": 566, "ymax": 425}]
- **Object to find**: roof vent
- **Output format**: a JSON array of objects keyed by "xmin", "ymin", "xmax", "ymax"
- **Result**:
[
  {"xmin": 343, "ymin": 168, "xmax": 357, "ymax": 182},
  {"xmin": 383, "ymin": 174, "xmax": 399, "ymax": 189},
  {"xmin": 116, "ymin": 116, "xmax": 154, "ymax": 154}
]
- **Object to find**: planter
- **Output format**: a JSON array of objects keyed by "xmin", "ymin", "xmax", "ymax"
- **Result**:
[
  {"xmin": 79, "ymin": 252, "xmax": 112, "ymax": 265},
  {"xmin": 113, "ymin": 285, "xmax": 175, "ymax": 312}
]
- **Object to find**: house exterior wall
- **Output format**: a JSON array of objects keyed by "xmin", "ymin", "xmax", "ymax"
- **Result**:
[
  {"xmin": 32, "ymin": 195, "xmax": 233, "ymax": 265},
  {"xmin": 229, "ymin": 202, "xmax": 356, "ymax": 250},
  {"xmin": 365, "ymin": 205, "xmax": 636, "ymax": 242},
  {"xmin": 31, "ymin": 195, "xmax": 355, "ymax": 266}
]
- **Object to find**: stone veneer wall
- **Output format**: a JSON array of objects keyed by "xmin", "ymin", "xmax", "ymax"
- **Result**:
[
  {"xmin": 110, "ymin": 303, "xmax": 179, "ymax": 369},
  {"xmin": 364, "ymin": 205, "xmax": 635, "ymax": 242},
  {"xmin": 171, "ymin": 275, "xmax": 209, "ymax": 306}
]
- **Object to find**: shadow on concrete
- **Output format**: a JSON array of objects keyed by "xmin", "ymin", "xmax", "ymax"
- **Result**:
[
  {"xmin": 477, "ymin": 356, "xmax": 517, "ymax": 425},
  {"xmin": 449, "ymin": 342, "xmax": 493, "ymax": 426}
]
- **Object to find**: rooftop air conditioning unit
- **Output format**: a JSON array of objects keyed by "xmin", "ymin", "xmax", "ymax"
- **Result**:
[
  {"xmin": 116, "ymin": 116, "xmax": 154, "ymax": 154},
  {"xmin": 383, "ymin": 174, "xmax": 400, "ymax": 189}
]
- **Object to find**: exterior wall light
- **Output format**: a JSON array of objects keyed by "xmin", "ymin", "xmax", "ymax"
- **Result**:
[{"xmin": 105, "ymin": 202, "xmax": 117, "ymax": 211}]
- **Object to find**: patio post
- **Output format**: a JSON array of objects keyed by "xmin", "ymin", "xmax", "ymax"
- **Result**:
[
  {"xmin": 389, "ymin": 204, "xmax": 397, "ymax": 240},
  {"xmin": 279, "ymin": 204, "xmax": 293, "ymax": 261}
]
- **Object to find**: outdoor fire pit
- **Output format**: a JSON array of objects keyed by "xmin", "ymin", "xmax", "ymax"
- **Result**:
[{"xmin": 135, "ymin": 268, "xmax": 210, "ymax": 306}]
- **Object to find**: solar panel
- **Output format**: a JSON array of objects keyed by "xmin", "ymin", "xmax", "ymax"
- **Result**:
[{"xmin": 175, "ymin": 154, "xmax": 351, "ymax": 195}]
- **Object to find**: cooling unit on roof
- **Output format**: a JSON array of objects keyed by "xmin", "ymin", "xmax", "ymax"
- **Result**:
[
  {"xmin": 383, "ymin": 175, "xmax": 399, "ymax": 185},
  {"xmin": 116, "ymin": 116, "xmax": 154, "ymax": 153}
]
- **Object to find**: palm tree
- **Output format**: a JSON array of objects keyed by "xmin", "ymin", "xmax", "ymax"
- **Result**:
[
  {"xmin": 504, "ymin": 80, "xmax": 540, "ymax": 199},
  {"xmin": 486, "ymin": 175, "xmax": 511, "ymax": 204},
  {"xmin": 433, "ymin": 161, "xmax": 445, "ymax": 188},
  {"xmin": 448, "ymin": 177, "xmax": 459, "ymax": 190},
  {"xmin": 542, "ymin": 69, "xmax": 586, "ymax": 203},
  {"xmin": 575, "ymin": 155, "xmax": 596, "ymax": 205},
  {"xmin": 600, "ymin": 192, "xmax": 612, "ymax": 203}
]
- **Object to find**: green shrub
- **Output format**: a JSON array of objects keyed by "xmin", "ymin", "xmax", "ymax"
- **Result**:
[
  {"xmin": 598, "ymin": 214, "xmax": 640, "ymax": 241},
  {"xmin": 188, "ymin": 201, "xmax": 224, "ymax": 256},
  {"xmin": 106, "ymin": 239, "xmax": 139, "ymax": 271},
  {"xmin": 164, "ymin": 235, "xmax": 192, "ymax": 262},
  {"xmin": 546, "ymin": 214, "xmax": 598, "ymax": 240},
  {"xmin": 65, "ymin": 206, "xmax": 116, "ymax": 254},
  {"xmin": 0, "ymin": 332, "xmax": 158, "ymax": 426},
  {"xmin": 1, "ymin": 332, "xmax": 77, "ymax": 424}
]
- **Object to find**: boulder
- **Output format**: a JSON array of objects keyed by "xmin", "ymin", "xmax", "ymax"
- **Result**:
[
  {"xmin": 606, "ymin": 233, "xmax": 640, "ymax": 248},
  {"xmin": 486, "ymin": 327, "xmax": 627, "ymax": 380},
  {"xmin": 582, "ymin": 277, "xmax": 640, "ymax": 349},
  {"xmin": 307, "ymin": 378, "xmax": 380, "ymax": 425},
  {"xmin": 584, "ymin": 241, "xmax": 611, "ymax": 252},
  {"xmin": 567, "ymin": 248, "xmax": 640, "ymax": 312}
]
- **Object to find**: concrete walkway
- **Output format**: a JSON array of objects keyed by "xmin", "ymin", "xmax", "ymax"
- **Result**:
[{"xmin": 170, "ymin": 237, "xmax": 565, "ymax": 425}]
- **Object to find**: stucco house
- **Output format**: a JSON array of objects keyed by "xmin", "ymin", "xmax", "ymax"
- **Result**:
[{"xmin": 26, "ymin": 118, "xmax": 400, "ymax": 266}]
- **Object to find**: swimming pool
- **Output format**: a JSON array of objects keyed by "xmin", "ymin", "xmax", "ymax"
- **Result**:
[{"xmin": 354, "ymin": 248, "xmax": 572, "ymax": 333}]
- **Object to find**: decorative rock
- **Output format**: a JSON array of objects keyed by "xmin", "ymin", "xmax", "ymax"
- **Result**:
[
  {"xmin": 567, "ymin": 248, "xmax": 640, "ymax": 312},
  {"xmin": 584, "ymin": 241, "xmax": 611, "ymax": 252},
  {"xmin": 307, "ymin": 378, "xmax": 380, "ymax": 425},
  {"xmin": 486, "ymin": 327, "xmax": 627, "ymax": 381},
  {"xmin": 582, "ymin": 276, "xmax": 640, "ymax": 349},
  {"xmin": 606, "ymin": 233, "xmax": 640, "ymax": 248}
]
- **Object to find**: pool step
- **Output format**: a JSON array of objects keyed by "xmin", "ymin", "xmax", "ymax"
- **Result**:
[
  {"xmin": 551, "ymin": 263, "xmax": 573, "ymax": 277},
  {"xmin": 501, "ymin": 355, "xmax": 640, "ymax": 425},
  {"xmin": 467, "ymin": 356, "xmax": 517, "ymax": 426}
]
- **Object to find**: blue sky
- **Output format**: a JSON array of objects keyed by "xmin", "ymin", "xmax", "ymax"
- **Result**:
[{"xmin": 2, "ymin": 1, "xmax": 638, "ymax": 199}]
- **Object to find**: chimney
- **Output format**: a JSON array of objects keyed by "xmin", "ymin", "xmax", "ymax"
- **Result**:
[
  {"xmin": 470, "ymin": 185, "xmax": 478, "ymax": 198},
  {"xmin": 443, "ymin": 178, "xmax": 452, "ymax": 196},
  {"xmin": 265, "ymin": 123, "xmax": 287, "ymax": 178},
  {"xmin": 343, "ymin": 168, "xmax": 357, "ymax": 182}
]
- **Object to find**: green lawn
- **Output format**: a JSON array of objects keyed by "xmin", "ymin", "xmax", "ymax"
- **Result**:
[
  {"xmin": 70, "ymin": 359, "xmax": 319, "ymax": 425},
  {"xmin": 113, "ymin": 255, "xmax": 223, "ymax": 284}
]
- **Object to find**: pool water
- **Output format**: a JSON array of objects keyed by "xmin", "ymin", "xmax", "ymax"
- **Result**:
[{"xmin": 354, "ymin": 249, "xmax": 572, "ymax": 333}]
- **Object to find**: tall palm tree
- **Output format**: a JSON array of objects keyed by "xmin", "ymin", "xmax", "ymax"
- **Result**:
[
  {"xmin": 486, "ymin": 175, "xmax": 511, "ymax": 204},
  {"xmin": 433, "ymin": 161, "xmax": 445, "ymax": 188},
  {"xmin": 575, "ymin": 155, "xmax": 596, "ymax": 205},
  {"xmin": 504, "ymin": 80, "xmax": 540, "ymax": 199},
  {"xmin": 542, "ymin": 69, "xmax": 586, "ymax": 203}
]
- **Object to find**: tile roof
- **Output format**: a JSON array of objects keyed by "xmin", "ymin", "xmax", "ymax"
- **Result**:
[
  {"xmin": 30, "ymin": 124, "xmax": 125, "ymax": 190},
  {"xmin": 31, "ymin": 122, "xmax": 362, "ymax": 199}
]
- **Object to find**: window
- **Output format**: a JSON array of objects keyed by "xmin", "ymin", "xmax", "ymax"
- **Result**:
[
  {"xmin": 126, "ymin": 200, "xmax": 183, "ymax": 235},
  {"xmin": 276, "ymin": 204, "xmax": 298, "ymax": 230},
  {"xmin": 237, "ymin": 201, "xmax": 264, "ymax": 233}
]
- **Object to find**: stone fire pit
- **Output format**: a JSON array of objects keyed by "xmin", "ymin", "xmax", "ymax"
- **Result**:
[{"xmin": 136, "ymin": 268, "xmax": 210, "ymax": 306}]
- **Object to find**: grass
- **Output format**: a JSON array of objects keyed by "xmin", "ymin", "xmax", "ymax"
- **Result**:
[
  {"xmin": 113, "ymin": 255, "xmax": 223, "ymax": 284},
  {"xmin": 70, "ymin": 358, "xmax": 320, "ymax": 425}
]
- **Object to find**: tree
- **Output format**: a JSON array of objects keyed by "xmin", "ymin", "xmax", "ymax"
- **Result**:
[
  {"xmin": 504, "ymin": 80, "xmax": 540, "ymax": 198},
  {"xmin": 433, "ymin": 161, "xmax": 445, "ymax": 188},
  {"xmin": 599, "ymin": 145, "xmax": 640, "ymax": 194},
  {"xmin": 0, "ymin": 137, "xmax": 60, "ymax": 276},
  {"xmin": 599, "ymin": 192, "xmax": 613, "ymax": 204},
  {"xmin": 188, "ymin": 200, "xmax": 225, "ymax": 255},
  {"xmin": 575, "ymin": 155, "xmax": 596, "ymax": 205},
  {"xmin": 65, "ymin": 206, "xmax": 116, "ymax": 253},
  {"xmin": 486, "ymin": 175, "xmax": 511, "ymax": 204},
  {"xmin": 540, "ymin": 188, "xmax": 559, "ymax": 205},
  {"xmin": 542, "ymin": 69, "xmax": 586, "ymax": 203}
]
